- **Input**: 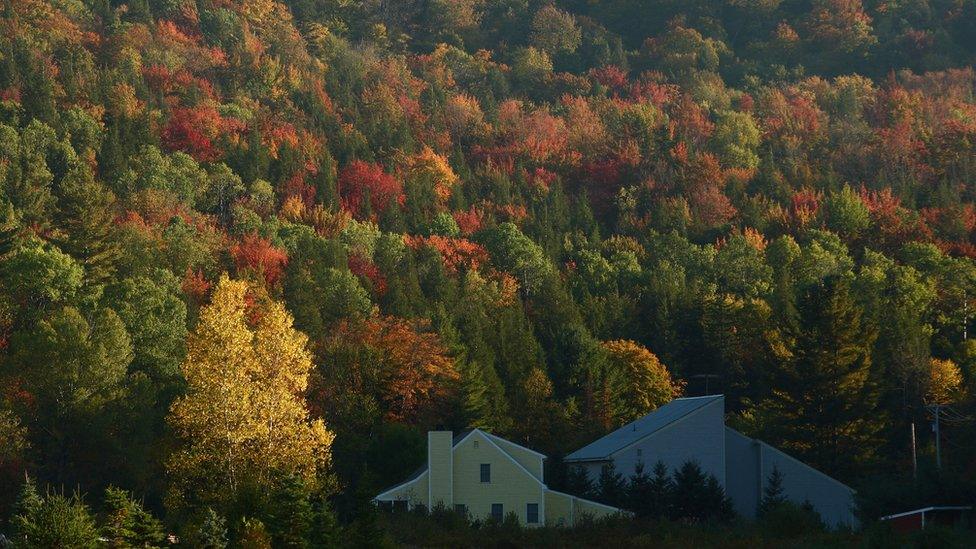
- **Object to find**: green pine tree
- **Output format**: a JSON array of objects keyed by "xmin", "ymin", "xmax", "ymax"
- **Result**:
[
  {"xmin": 12, "ymin": 476, "xmax": 44, "ymax": 535},
  {"xmin": 626, "ymin": 460, "xmax": 651, "ymax": 516},
  {"xmin": 265, "ymin": 474, "xmax": 314, "ymax": 548},
  {"xmin": 0, "ymin": 201, "xmax": 20, "ymax": 256},
  {"xmin": 197, "ymin": 508, "xmax": 228, "ymax": 549},
  {"xmin": 309, "ymin": 498, "xmax": 343, "ymax": 549},
  {"xmin": 347, "ymin": 472, "xmax": 394, "ymax": 549},
  {"xmin": 101, "ymin": 486, "xmax": 166, "ymax": 548},
  {"xmin": 758, "ymin": 275, "xmax": 883, "ymax": 480},
  {"xmin": 758, "ymin": 465, "xmax": 787, "ymax": 516},
  {"xmin": 563, "ymin": 464, "xmax": 595, "ymax": 499},
  {"xmin": 596, "ymin": 461, "xmax": 626, "ymax": 507},
  {"xmin": 647, "ymin": 461, "xmax": 675, "ymax": 519},
  {"xmin": 671, "ymin": 461, "xmax": 734, "ymax": 522},
  {"xmin": 12, "ymin": 480, "xmax": 100, "ymax": 549},
  {"xmin": 237, "ymin": 517, "xmax": 272, "ymax": 549},
  {"xmin": 51, "ymin": 166, "xmax": 121, "ymax": 287}
]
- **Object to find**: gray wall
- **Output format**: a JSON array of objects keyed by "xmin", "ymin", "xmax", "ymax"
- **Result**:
[
  {"xmin": 592, "ymin": 398, "xmax": 727, "ymax": 485},
  {"xmin": 758, "ymin": 440, "xmax": 857, "ymax": 529},
  {"xmin": 725, "ymin": 428, "xmax": 761, "ymax": 518},
  {"xmin": 725, "ymin": 428, "xmax": 857, "ymax": 529}
]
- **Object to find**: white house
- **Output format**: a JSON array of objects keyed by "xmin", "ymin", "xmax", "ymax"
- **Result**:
[{"xmin": 564, "ymin": 395, "xmax": 858, "ymax": 528}]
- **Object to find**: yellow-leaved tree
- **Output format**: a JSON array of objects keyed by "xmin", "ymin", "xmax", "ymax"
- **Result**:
[
  {"xmin": 603, "ymin": 339, "xmax": 683, "ymax": 422},
  {"xmin": 166, "ymin": 275, "xmax": 333, "ymax": 511},
  {"xmin": 926, "ymin": 358, "xmax": 964, "ymax": 405},
  {"xmin": 408, "ymin": 146, "xmax": 458, "ymax": 204}
]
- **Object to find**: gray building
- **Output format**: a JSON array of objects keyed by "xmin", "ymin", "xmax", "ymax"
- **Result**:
[{"xmin": 564, "ymin": 395, "xmax": 857, "ymax": 528}]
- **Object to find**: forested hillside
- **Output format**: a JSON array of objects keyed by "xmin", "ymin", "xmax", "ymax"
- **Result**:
[{"xmin": 1, "ymin": 0, "xmax": 975, "ymax": 544}]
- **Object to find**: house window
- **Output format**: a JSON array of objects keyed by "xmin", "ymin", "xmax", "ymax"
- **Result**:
[
  {"xmin": 636, "ymin": 448, "xmax": 642, "ymax": 460},
  {"xmin": 392, "ymin": 500, "xmax": 407, "ymax": 512},
  {"xmin": 491, "ymin": 503, "xmax": 503, "ymax": 521},
  {"xmin": 480, "ymin": 463, "xmax": 491, "ymax": 483},
  {"xmin": 526, "ymin": 503, "xmax": 539, "ymax": 524},
  {"xmin": 473, "ymin": 440, "xmax": 479, "ymax": 449},
  {"xmin": 454, "ymin": 504, "xmax": 467, "ymax": 516}
]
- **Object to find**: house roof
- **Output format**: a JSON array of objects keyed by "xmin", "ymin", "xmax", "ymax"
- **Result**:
[
  {"xmin": 880, "ymin": 506, "xmax": 973, "ymax": 521},
  {"xmin": 564, "ymin": 395, "xmax": 723, "ymax": 462}
]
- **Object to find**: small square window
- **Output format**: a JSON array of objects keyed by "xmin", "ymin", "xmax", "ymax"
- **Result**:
[
  {"xmin": 491, "ymin": 503, "xmax": 503, "ymax": 521},
  {"xmin": 454, "ymin": 504, "xmax": 467, "ymax": 516},
  {"xmin": 526, "ymin": 503, "xmax": 539, "ymax": 524},
  {"xmin": 393, "ymin": 500, "xmax": 408, "ymax": 512},
  {"xmin": 480, "ymin": 463, "xmax": 491, "ymax": 483},
  {"xmin": 473, "ymin": 440, "xmax": 479, "ymax": 449}
]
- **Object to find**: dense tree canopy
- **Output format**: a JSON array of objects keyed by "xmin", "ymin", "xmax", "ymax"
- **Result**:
[{"xmin": 1, "ymin": 0, "xmax": 975, "ymax": 542}]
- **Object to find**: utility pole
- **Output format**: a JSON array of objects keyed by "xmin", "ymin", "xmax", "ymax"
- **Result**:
[
  {"xmin": 910, "ymin": 422, "xmax": 917, "ymax": 481},
  {"xmin": 927, "ymin": 405, "xmax": 942, "ymax": 469},
  {"xmin": 960, "ymin": 289, "xmax": 970, "ymax": 340}
]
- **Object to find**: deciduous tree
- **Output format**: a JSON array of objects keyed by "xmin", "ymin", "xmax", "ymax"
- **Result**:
[
  {"xmin": 602, "ymin": 340, "xmax": 682, "ymax": 422},
  {"xmin": 167, "ymin": 276, "xmax": 333, "ymax": 512}
]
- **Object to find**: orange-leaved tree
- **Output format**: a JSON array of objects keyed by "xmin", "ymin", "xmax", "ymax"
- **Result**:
[{"xmin": 314, "ymin": 315, "xmax": 459, "ymax": 429}]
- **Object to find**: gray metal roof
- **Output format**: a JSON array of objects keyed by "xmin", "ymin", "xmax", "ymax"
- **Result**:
[{"xmin": 565, "ymin": 395, "xmax": 724, "ymax": 462}]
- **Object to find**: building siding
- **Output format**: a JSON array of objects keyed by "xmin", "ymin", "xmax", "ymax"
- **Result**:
[
  {"xmin": 544, "ymin": 489, "xmax": 621, "ymax": 526},
  {"xmin": 757, "ymin": 441, "xmax": 857, "ymax": 529},
  {"xmin": 724, "ymin": 428, "xmax": 857, "ymax": 529},
  {"xmin": 574, "ymin": 497, "xmax": 623, "ymax": 519},
  {"xmin": 601, "ymin": 397, "xmax": 726, "ymax": 485},
  {"xmin": 376, "ymin": 471, "xmax": 429, "ymax": 508},
  {"xmin": 562, "ymin": 398, "xmax": 858, "ymax": 531},
  {"xmin": 489, "ymin": 435, "xmax": 545, "ymax": 481},
  {"xmin": 376, "ymin": 429, "xmax": 624, "ymax": 527},
  {"xmin": 544, "ymin": 490, "xmax": 574, "ymax": 526},
  {"xmin": 452, "ymin": 431, "xmax": 545, "ymax": 526},
  {"xmin": 725, "ymin": 428, "xmax": 761, "ymax": 519}
]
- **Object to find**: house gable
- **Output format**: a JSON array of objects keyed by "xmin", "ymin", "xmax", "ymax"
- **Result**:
[
  {"xmin": 582, "ymin": 397, "xmax": 726, "ymax": 487},
  {"xmin": 452, "ymin": 430, "xmax": 545, "ymax": 524}
]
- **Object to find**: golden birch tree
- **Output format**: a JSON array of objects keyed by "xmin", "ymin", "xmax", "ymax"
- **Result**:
[{"xmin": 166, "ymin": 275, "xmax": 333, "ymax": 511}]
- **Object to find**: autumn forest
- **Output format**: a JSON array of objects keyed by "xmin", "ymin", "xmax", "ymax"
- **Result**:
[{"xmin": 1, "ymin": 0, "xmax": 976, "ymax": 546}]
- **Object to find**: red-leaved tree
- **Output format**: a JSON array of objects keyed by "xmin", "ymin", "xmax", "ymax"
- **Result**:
[
  {"xmin": 231, "ymin": 233, "xmax": 288, "ymax": 287},
  {"xmin": 338, "ymin": 160, "xmax": 404, "ymax": 219}
]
